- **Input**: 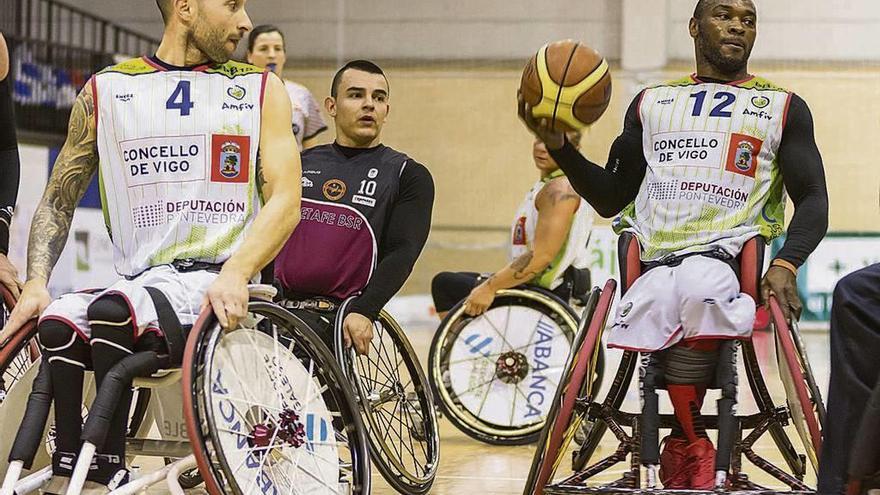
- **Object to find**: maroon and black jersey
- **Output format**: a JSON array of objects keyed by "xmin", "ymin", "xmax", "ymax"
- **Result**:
[{"xmin": 275, "ymin": 143, "xmax": 433, "ymax": 317}]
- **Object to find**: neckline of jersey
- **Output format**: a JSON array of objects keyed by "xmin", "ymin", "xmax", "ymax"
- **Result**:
[
  {"xmin": 143, "ymin": 55, "xmax": 212, "ymax": 72},
  {"xmin": 690, "ymin": 73, "xmax": 755, "ymax": 86},
  {"xmin": 332, "ymin": 142, "xmax": 384, "ymax": 160},
  {"xmin": 541, "ymin": 169, "xmax": 566, "ymax": 183}
]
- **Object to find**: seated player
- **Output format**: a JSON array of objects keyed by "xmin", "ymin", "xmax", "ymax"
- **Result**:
[
  {"xmin": 431, "ymin": 132, "xmax": 594, "ymax": 319},
  {"xmin": 272, "ymin": 60, "xmax": 434, "ymax": 354},
  {"xmin": 519, "ymin": 0, "xmax": 828, "ymax": 489},
  {"xmin": 0, "ymin": 0, "xmax": 300, "ymax": 490},
  {"xmin": 246, "ymin": 24, "xmax": 328, "ymax": 150},
  {"xmin": 818, "ymin": 264, "xmax": 880, "ymax": 494}
]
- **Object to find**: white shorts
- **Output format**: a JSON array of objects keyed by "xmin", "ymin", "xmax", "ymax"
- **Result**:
[
  {"xmin": 606, "ymin": 255, "xmax": 756, "ymax": 352},
  {"xmin": 40, "ymin": 265, "xmax": 217, "ymax": 342}
]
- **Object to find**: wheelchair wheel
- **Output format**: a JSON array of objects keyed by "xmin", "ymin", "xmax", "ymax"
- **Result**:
[
  {"xmin": 184, "ymin": 301, "xmax": 371, "ymax": 495},
  {"xmin": 335, "ymin": 300, "xmax": 440, "ymax": 495},
  {"xmin": 523, "ymin": 280, "xmax": 616, "ymax": 495},
  {"xmin": 430, "ymin": 288, "xmax": 600, "ymax": 446},
  {"xmin": 771, "ymin": 297, "xmax": 823, "ymax": 474}
]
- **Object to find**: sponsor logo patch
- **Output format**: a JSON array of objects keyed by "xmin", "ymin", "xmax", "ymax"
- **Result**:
[
  {"xmin": 302, "ymin": 177, "xmax": 314, "ymax": 188},
  {"xmin": 751, "ymin": 95, "xmax": 770, "ymax": 108},
  {"xmin": 724, "ymin": 133, "xmax": 763, "ymax": 178},
  {"xmin": 322, "ymin": 179, "xmax": 346, "ymax": 201},
  {"xmin": 227, "ymin": 85, "xmax": 246, "ymax": 100},
  {"xmin": 211, "ymin": 134, "xmax": 250, "ymax": 183},
  {"xmin": 512, "ymin": 217, "xmax": 527, "ymax": 245},
  {"xmin": 352, "ymin": 195, "xmax": 376, "ymax": 207}
]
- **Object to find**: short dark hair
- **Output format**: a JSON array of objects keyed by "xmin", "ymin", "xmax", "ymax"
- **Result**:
[
  {"xmin": 693, "ymin": 0, "xmax": 720, "ymax": 19},
  {"xmin": 330, "ymin": 60, "xmax": 388, "ymax": 98},
  {"xmin": 248, "ymin": 25, "xmax": 285, "ymax": 53},
  {"xmin": 156, "ymin": 0, "xmax": 171, "ymax": 23}
]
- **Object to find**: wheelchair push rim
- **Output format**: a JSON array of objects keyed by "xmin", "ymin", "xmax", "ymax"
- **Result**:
[
  {"xmin": 771, "ymin": 297, "xmax": 823, "ymax": 474},
  {"xmin": 524, "ymin": 280, "xmax": 615, "ymax": 495},
  {"xmin": 336, "ymin": 298, "xmax": 440, "ymax": 495},
  {"xmin": 185, "ymin": 302, "xmax": 371, "ymax": 495},
  {"xmin": 430, "ymin": 288, "xmax": 582, "ymax": 445}
]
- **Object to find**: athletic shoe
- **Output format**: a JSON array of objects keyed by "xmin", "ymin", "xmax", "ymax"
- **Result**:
[
  {"xmin": 659, "ymin": 435, "xmax": 689, "ymax": 489},
  {"xmin": 686, "ymin": 437, "xmax": 717, "ymax": 490}
]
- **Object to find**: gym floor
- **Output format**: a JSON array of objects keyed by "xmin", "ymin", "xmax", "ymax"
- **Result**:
[{"xmin": 141, "ymin": 323, "xmax": 828, "ymax": 494}]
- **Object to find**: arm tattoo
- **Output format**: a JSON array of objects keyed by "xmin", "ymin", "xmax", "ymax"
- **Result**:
[
  {"xmin": 512, "ymin": 251, "xmax": 537, "ymax": 280},
  {"xmin": 27, "ymin": 87, "xmax": 98, "ymax": 281},
  {"xmin": 548, "ymin": 188, "xmax": 581, "ymax": 206}
]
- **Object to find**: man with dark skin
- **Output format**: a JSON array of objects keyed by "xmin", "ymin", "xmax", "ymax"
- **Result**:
[{"xmin": 521, "ymin": 0, "xmax": 828, "ymax": 489}]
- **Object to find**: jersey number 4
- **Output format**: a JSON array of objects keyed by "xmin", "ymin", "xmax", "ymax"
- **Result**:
[
  {"xmin": 166, "ymin": 80, "xmax": 194, "ymax": 116},
  {"xmin": 689, "ymin": 90, "xmax": 735, "ymax": 118}
]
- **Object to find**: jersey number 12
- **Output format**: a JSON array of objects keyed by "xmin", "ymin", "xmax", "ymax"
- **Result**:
[{"xmin": 166, "ymin": 80, "xmax": 194, "ymax": 116}]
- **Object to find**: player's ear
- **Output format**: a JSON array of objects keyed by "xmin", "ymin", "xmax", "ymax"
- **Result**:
[
  {"xmin": 324, "ymin": 96, "xmax": 337, "ymax": 117},
  {"xmin": 176, "ymin": 0, "xmax": 195, "ymax": 24},
  {"xmin": 688, "ymin": 17, "xmax": 699, "ymax": 39}
]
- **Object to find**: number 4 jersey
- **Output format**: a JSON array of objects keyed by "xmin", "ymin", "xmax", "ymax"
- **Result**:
[
  {"xmin": 92, "ymin": 56, "xmax": 266, "ymax": 276},
  {"xmin": 614, "ymin": 74, "xmax": 791, "ymax": 261}
]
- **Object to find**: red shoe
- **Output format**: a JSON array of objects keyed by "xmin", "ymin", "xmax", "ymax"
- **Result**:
[
  {"xmin": 659, "ymin": 435, "xmax": 689, "ymax": 489},
  {"xmin": 686, "ymin": 437, "xmax": 717, "ymax": 490}
]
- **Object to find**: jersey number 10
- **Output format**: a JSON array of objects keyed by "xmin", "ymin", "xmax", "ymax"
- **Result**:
[{"xmin": 166, "ymin": 80, "xmax": 194, "ymax": 116}]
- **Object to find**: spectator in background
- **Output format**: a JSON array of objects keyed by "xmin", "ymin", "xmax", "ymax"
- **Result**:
[
  {"xmin": 0, "ymin": 33, "xmax": 21, "ymax": 299},
  {"xmin": 247, "ymin": 24, "xmax": 328, "ymax": 150}
]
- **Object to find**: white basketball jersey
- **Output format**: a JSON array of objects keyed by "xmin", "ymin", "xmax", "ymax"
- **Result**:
[
  {"xmin": 92, "ymin": 57, "xmax": 266, "ymax": 276},
  {"xmin": 510, "ymin": 170, "xmax": 594, "ymax": 289},
  {"xmin": 614, "ymin": 75, "xmax": 790, "ymax": 261}
]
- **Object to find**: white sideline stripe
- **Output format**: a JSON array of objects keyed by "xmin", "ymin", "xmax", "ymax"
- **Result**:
[
  {"xmin": 47, "ymin": 356, "xmax": 86, "ymax": 369},
  {"xmin": 88, "ymin": 318, "xmax": 132, "ymax": 327},
  {"xmin": 90, "ymin": 338, "xmax": 134, "ymax": 354},
  {"xmin": 39, "ymin": 332, "xmax": 78, "ymax": 352}
]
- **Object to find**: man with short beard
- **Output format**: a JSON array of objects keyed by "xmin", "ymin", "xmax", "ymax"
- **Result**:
[
  {"xmin": 1, "ymin": 0, "xmax": 301, "ymax": 490},
  {"xmin": 521, "ymin": 0, "xmax": 828, "ymax": 489}
]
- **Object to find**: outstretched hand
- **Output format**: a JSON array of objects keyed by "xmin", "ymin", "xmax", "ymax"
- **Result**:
[
  {"xmin": 760, "ymin": 265, "xmax": 802, "ymax": 324},
  {"xmin": 517, "ymin": 91, "xmax": 565, "ymax": 150}
]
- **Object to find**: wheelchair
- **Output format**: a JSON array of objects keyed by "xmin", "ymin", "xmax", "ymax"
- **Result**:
[
  {"xmin": 523, "ymin": 234, "xmax": 826, "ymax": 494},
  {"xmin": 0, "ymin": 285, "xmax": 372, "ymax": 495},
  {"xmin": 429, "ymin": 267, "xmax": 605, "ymax": 445},
  {"xmin": 278, "ymin": 294, "xmax": 440, "ymax": 495}
]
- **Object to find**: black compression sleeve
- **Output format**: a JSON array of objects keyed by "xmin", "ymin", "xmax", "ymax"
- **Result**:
[
  {"xmin": 349, "ymin": 161, "xmax": 435, "ymax": 320},
  {"xmin": 774, "ymin": 94, "xmax": 829, "ymax": 267},
  {"xmin": 547, "ymin": 91, "xmax": 647, "ymax": 218},
  {"xmin": 0, "ymin": 72, "xmax": 20, "ymax": 255}
]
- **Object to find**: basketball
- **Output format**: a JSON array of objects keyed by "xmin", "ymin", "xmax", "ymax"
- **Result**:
[{"xmin": 520, "ymin": 40, "xmax": 612, "ymax": 132}]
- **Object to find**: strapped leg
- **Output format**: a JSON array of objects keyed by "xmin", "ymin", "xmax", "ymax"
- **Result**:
[
  {"xmin": 640, "ymin": 352, "xmax": 664, "ymax": 466},
  {"xmin": 714, "ymin": 340, "xmax": 739, "ymax": 475},
  {"xmin": 86, "ymin": 294, "xmax": 135, "ymax": 483},
  {"xmin": 37, "ymin": 318, "xmax": 90, "ymax": 477}
]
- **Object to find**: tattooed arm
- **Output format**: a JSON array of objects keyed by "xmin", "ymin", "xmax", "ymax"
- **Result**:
[
  {"xmin": 0, "ymin": 82, "xmax": 98, "ymax": 343},
  {"xmin": 462, "ymin": 176, "xmax": 582, "ymax": 316}
]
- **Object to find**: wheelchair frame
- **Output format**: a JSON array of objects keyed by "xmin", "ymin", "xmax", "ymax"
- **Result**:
[
  {"xmin": 524, "ymin": 236, "xmax": 826, "ymax": 495},
  {"xmin": 0, "ymin": 288, "xmax": 372, "ymax": 495}
]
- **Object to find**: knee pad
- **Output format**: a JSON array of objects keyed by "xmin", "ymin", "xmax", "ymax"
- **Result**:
[
  {"xmin": 38, "ymin": 319, "xmax": 79, "ymax": 352},
  {"xmin": 38, "ymin": 319, "xmax": 89, "ymax": 367},
  {"xmin": 664, "ymin": 344, "xmax": 720, "ymax": 385},
  {"xmin": 87, "ymin": 294, "xmax": 135, "ymax": 352}
]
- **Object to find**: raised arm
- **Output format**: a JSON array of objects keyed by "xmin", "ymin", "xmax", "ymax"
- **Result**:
[
  {"xmin": 1, "ymin": 82, "xmax": 98, "ymax": 342},
  {"xmin": 204, "ymin": 73, "xmax": 301, "ymax": 329},
  {"xmin": 519, "ymin": 91, "xmax": 648, "ymax": 218}
]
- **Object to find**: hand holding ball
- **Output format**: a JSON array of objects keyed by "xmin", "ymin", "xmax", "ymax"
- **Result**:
[{"xmin": 519, "ymin": 40, "xmax": 612, "ymax": 133}]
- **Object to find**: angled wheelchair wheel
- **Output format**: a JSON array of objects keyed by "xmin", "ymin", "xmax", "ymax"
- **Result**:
[
  {"xmin": 771, "ymin": 296, "xmax": 824, "ymax": 474},
  {"xmin": 184, "ymin": 301, "xmax": 371, "ymax": 495},
  {"xmin": 430, "ymin": 288, "xmax": 600, "ymax": 446},
  {"xmin": 335, "ymin": 299, "xmax": 440, "ymax": 495},
  {"xmin": 523, "ymin": 279, "xmax": 616, "ymax": 495},
  {"xmin": 0, "ymin": 287, "xmax": 45, "ymax": 475}
]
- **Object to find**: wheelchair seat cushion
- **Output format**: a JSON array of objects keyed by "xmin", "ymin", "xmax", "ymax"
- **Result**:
[{"xmin": 607, "ymin": 255, "xmax": 756, "ymax": 352}]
